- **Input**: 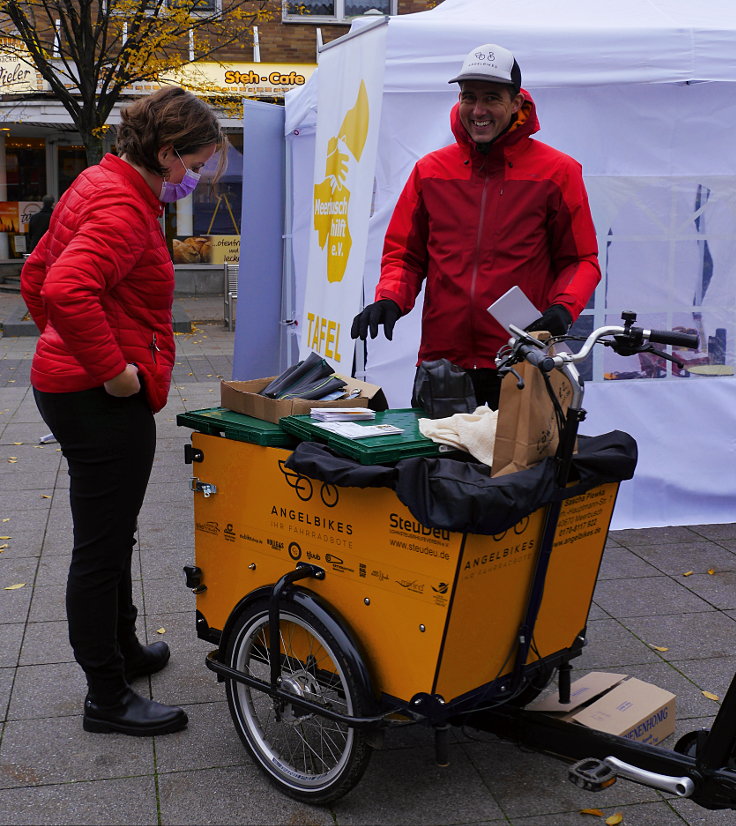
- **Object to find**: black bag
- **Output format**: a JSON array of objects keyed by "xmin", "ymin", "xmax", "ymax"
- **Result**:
[
  {"xmin": 260, "ymin": 352, "xmax": 339, "ymax": 399},
  {"xmin": 411, "ymin": 358, "xmax": 476, "ymax": 419}
]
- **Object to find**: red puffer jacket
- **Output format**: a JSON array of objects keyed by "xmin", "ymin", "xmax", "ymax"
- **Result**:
[
  {"xmin": 377, "ymin": 91, "xmax": 600, "ymax": 369},
  {"xmin": 21, "ymin": 154, "xmax": 175, "ymax": 413}
]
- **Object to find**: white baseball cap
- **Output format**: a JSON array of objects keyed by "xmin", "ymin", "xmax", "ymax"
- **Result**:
[{"xmin": 449, "ymin": 43, "xmax": 522, "ymax": 89}]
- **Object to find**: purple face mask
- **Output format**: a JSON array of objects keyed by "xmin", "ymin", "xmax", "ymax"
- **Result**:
[{"xmin": 159, "ymin": 152, "xmax": 201, "ymax": 203}]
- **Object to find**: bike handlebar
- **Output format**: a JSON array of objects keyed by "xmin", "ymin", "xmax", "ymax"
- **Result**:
[
  {"xmin": 645, "ymin": 329, "xmax": 699, "ymax": 349},
  {"xmin": 516, "ymin": 343, "xmax": 557, "ymax": 372},
  {"xmin": 499, "ymin": 315, "xmax": 701, "ymax": 375}
]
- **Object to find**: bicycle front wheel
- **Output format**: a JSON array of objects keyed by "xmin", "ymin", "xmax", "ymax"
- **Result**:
[{"xmin": 224, "ymin": 598, "xmax": 372, "ymax": 804}]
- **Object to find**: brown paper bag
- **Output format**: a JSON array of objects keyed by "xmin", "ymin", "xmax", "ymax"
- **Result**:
[{"xmin": 491, "ymin": 355, "xmax": 574, "ymax": 477}]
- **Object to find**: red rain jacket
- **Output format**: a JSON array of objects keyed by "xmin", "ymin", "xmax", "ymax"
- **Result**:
[
  {"xmin": 21, "ymin": 154, "xmax": 175, "ymax": 413},
  {"xmin": 377, "ymin": 92, "xmax": 600, "ymax": 368}
]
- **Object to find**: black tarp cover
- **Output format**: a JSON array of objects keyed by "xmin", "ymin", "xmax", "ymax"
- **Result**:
[{"xmin": 284, "ymin": 431, "xmax": 637, "ymax": 535}]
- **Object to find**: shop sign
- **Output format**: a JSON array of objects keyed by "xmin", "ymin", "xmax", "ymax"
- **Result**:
[
  {"xmin": 172, "ymin": 234, "xmax": 239, "ymax": 265},
  {"xmin": 0, "ymin": 50, "xmax": 43, "ymax": 93},
  {"xmin": 0, "ymin": 201, "xmax": 20, "ymax": 233},
  {"xmin": 159, "ymin": 62, "xmax": 316, "ymax": 98}
]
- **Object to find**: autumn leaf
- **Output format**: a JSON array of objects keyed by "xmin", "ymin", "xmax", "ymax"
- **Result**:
[
  {"xmin": 580, "ymin": 809, "xmax": 605, "ymax": 817},
  {"xmin": 41, "ymin": 495, "xmax": 51, "ymax": 499},
  {"xmin": 0, "ymin": 536, "xmax": 11, "ymax": 540},
  {"xmin": 1, "ymin": 518, "xmax": 9, "ymax": 522},
  {"xmin": 605, "ymin": 814, "xmax": 623, "ymax": 825},
  {"xmin": 156, "ymin": 627, "xmax": 166, "ymax": 634},
  {"xmin": 4, "ymin": 583, "xmax": 25, "ymax": 590},
  {"xmin": 0, "ymin": 544, "xmax": 8, "ymax": 550},
  {"xmin": 702, "ymin": 690, "xmax": 720, "ymax": 701},
  {"xmin": 683, "ymin": 571, "xmax": 694, "ymax": 577},
  {"xmin": 12, "ymin": 442, "xmax": 22, "ymax": 445},
  {"xmin": 707, "ymin": 568, "xmax": 716, "ymax": 575},
  {"xmin": 648, "ymin": 643, "xmax": 669, "ymax": 652}
]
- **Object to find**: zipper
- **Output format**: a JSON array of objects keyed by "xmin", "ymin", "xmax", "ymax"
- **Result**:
[
  {"xmin": 150, "ymin": 332, "xmax": 160, "ymax": 364},
  {"xmin": 470, "ymin": 172, "xmax": 489, "ymax": 369}
]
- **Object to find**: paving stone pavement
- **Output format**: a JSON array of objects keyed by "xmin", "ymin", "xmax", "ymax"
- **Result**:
[{"xmin": 1, "ymin": 293, "xmax": 735, "ymax": 825}]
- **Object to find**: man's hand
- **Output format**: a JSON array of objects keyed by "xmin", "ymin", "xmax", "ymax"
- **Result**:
[
  {"xmin": 525, "ymin": 304, "xmax": 572, "ymax": 337},
  {"xmin": 351, "ymin": 299, "xmax": 402, "ymax": 341},
  {"xmin": 104, "ymin": 364, "xmax": 141, "ymax": 397}
]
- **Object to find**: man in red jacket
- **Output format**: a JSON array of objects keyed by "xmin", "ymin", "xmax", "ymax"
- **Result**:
[{"xmin": 351, "ymin": 43, "xmax": 600, "ymax": 408}]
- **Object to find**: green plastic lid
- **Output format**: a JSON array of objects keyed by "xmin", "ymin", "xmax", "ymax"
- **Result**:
[
  {"xmin": 177, "ymin": 407, "xmax": 297, "ymax": 448},
  {"xmin": 279, "ymin": 409, "xmax": 441, "ymax": 464}
]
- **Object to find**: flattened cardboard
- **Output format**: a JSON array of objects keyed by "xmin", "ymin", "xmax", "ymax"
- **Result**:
[
  {"xmin": 527, "ymin": 671, "xmax": 676, "ymax": 746},
  {"xmin": 528, "ymin": 671, "xmax": 626, "ymax": 712},
  {"xmin": 221, "ymin": 376, "xmax": 385, "ymax": 424}
]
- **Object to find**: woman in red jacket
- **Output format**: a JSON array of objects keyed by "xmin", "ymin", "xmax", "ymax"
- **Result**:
[{"xmin": 21, "ymin": 87, "xmax": 225, "ymax": 736}]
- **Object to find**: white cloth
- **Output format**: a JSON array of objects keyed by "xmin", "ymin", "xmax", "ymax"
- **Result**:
[{"xmin": 418, "ymin": 405, "xmax": 498, "ymax": 467}]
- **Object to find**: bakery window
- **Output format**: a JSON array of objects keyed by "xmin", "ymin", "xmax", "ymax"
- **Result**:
[
  {"xmin": 282, "ymin": 0, "xmax": 395, "ymax": 23},
  {"xmin": 165, "ymin": 133, "xmax": 242, "ymax": 266}
]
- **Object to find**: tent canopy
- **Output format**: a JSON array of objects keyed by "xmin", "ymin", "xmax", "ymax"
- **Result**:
[
  {"xmin": 389, "ymin": 0, "xmax": 736, "ymax": 87},
  {"xmin": 279, "ymin": 0, "xmax": 736, "ymax": 530}
]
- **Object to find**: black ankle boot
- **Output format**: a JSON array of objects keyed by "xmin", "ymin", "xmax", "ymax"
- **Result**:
[
  {"xmin": 124, "ymin": 641, "xmax": 171, "ymax": 682},
  {"xmin": 83, "ymin": 688, "xmax": 187, "ymax": 736}
]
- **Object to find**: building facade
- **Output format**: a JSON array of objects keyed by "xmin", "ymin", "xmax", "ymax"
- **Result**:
[{"xmin": 0, "ymin": 0, "xmax": 431, "ymax": 265}]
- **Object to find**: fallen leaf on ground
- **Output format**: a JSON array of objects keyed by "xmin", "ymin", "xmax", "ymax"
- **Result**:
[
  {"xmin": 0, "ymin": 536, "xmax": 10, "ymax": 540},
  {"xmin": 12, "ymin": 442, "xmax": 22, "ymax": 445},
  {"xmin": 156, "ymin": 627, "xmax": 166, "ymax": 634},
  {"xmin": 682, "ymin": 570, "xmax": 694, "ymax": 576},
  {"xmin": 580, "ymin": 809, "xmax": 605, "ymax": 816},
  {"xmin": 702, "ymin": 690, "xmax": 720, "ymax": 701},
  {"xmin": 605, "ymin": 814, "xmax": 623, "ymax": 825},
  {"xmin": 41, "ymin": 495, "xmax": 51, "ymax": 499},
  {"xmin": 1, "ymin": 518, "xmax": 9, "ymax": 522},
  {"xmin": 648, "ymin": 643, "xmax": 669, "ymax": 652},
  {"xmin": 4, "ymin": 583, "xmax": 25, "ymax": 590},
  {"xmin": 0, "ymin": 544, "xmax": 8, "ymax": 550},
  {"xmin": 707, "ymin": 568, "xmax": 716, "ymax": 575}
]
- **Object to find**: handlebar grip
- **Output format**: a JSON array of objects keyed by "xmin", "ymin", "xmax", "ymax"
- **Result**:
[
  {"xmin": 646, "ymin": 329, "xmax": 699, "ymax": 350},
  {"xmin": 519, "ymin": 344, "xmax": 556, "ymax": 372}
]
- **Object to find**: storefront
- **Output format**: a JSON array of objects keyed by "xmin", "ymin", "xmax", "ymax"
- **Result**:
[{"xmin": 0, "ymin": 58, "xmax": 315, "ymax": 266}]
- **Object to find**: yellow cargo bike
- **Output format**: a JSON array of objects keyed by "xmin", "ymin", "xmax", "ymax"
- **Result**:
[{"xmin": 178, "ymin": 312, "xmax": 736, "ymax": 811}]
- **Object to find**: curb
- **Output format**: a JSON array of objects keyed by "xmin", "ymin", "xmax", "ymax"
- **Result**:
[
  {"xmin": 0, "ymin": 297, "xmax": 36, "ymax": 336},
  {"xmin": 1, "ymin": 301, "xmax": 193, "ymax": 337}
]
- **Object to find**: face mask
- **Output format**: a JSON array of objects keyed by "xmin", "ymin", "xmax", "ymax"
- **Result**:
[{"xmin": 159, "ymin": 152, "xmax": 201, "ymax": 203}]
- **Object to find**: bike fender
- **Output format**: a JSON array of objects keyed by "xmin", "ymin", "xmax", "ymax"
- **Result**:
[{"xmin": 217, "ymin": 583, "xmax": 378, "ymax": 714}]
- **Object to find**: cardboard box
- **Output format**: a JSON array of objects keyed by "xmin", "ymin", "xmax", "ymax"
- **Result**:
[
  {"xmin": 526, "ymin": 671, "xmax": 676, "ymax": 746},
  {"xmin": 221, "ymin": 376, "xmax": 386, "ymax": 424}
]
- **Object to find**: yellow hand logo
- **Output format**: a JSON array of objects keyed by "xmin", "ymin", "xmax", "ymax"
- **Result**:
[{"xmin": 312, "ymin": 81, "xmax": 369, "ymax": 283}]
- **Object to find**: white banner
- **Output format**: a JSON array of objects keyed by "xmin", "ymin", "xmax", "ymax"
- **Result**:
[{"xmin": 299, "ymin": 22, "xmax": 387, "ymax": 366}]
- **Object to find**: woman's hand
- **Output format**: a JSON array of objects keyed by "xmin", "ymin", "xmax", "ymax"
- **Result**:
[{"xmin": 104, "ymin": 364, "xmax": 141, "ymax": 397}]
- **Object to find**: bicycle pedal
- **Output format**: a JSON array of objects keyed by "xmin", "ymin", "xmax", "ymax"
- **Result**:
[{"xmin": 568, "ymin": 758, "xmax": 617, "ymax": 792}]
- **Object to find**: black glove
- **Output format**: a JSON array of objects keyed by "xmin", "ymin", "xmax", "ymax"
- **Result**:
[
  {"xmin": 351, "ymin": 299, "xmax": 402, "ymax": 341},
  {"xmin": 525, "ymin": 304, "xmax": 572, "ymax": 337}
]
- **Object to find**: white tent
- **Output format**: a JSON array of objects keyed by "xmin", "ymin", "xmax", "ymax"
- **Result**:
[{"xmin": 281, "ymin": 0, "xmax": 736, "ymax": 530}]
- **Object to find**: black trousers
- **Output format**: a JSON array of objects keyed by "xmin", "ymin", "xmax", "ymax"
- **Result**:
[
  {"xmin": 466, "ymin": 368, "xmax": 503, "ymax": 410},
  {"xmin": 34, "ymin": 386, "xmax": 156, "ymax": 701}
]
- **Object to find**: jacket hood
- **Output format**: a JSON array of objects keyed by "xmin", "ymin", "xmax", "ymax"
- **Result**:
[{"xmin": 450, "ymin": 88, "xmax": 540, "ymax": 157}]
